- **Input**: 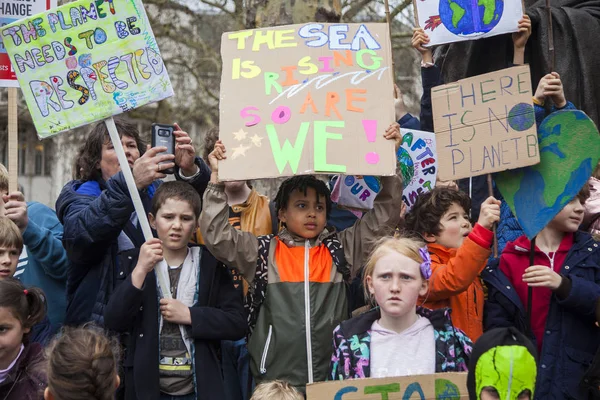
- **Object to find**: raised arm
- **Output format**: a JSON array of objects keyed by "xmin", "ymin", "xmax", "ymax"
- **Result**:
[{"xmin": 199, "ymin": 140, "xmax": 259, "ymax": 282}]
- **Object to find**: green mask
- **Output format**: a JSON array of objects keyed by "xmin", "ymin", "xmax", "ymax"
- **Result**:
[{"xmin": 475, "ymin": 345, "xmax": 536, "ymax": 400}]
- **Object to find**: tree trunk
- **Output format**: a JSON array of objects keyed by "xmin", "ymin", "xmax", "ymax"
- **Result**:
[{"xmin": 245, "ymin": 0, "xmax": 341, "ymax": 29}]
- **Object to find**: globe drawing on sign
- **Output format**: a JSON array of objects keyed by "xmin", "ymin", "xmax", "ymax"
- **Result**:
[
  {"xmin": 397, "ymin": 147, "xmax": 415, "ymax": 184},
  {"xmin": 438, "ymin": 0, "xmax": 504, "ymax": 36}
]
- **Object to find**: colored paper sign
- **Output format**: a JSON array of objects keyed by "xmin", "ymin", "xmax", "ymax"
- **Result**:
[
  {"xmin": 0, "ymin": 0, "xmax": 55, "ymax": 87},
  {"xmin": 306, "ymin": 372, "xmax": 468, "ymax": 399},
  {"xmin": 332, "ymin": 175, "xmax": 381, "ymax": 211},
  {"xmin": 1, "ymin": 0, "xmax": 174, "ymax": 138},
  {"xmin": 415, "ymin": 0, "xmax": 523, "ymax": 47},
  {"xmin": 399, "ymin": 128, "xmax": 438, "ymax": 211},
  {"xmin": 218, "ymin": 23, "xmax": 396, "ymax": 180},
  {"xmin": 432, "ymin": 65, "xmax": 539, "ymax": 181},
  {"xmin": 496, "ymin": 110, "xmax": 600, "ymax": 239}
]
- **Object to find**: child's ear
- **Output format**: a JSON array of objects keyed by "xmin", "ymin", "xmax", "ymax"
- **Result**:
[
  {"xmin": 115, "ymin": 374, "xmax": 121, "ymax": 390},
  {"xmin": 419, "ymin": 279, "xmax": 429, "ymax": 297},
  {"xmin": 422, "ymin": 232, "xmax": 436, "ymax": 243},
  {"xmin": 366, "ymin": 275, "xmax": 375, "ymax": 296},
  {"xmin": 149, "ymin": 213, "xmax": 156, "ymax": 229},
  {"xmin": 277, "ymin": 208, "xmax": 287, "ymax": 224}
]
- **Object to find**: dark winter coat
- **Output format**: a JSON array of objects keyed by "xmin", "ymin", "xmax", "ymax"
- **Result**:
[
  {"xmin": 483, "ymin": 231, "xmax": 600, "ymax": 399},
  {"xmin": 55, "ymin": 158, "xmax": 210, "ymax": 326},
  {"xmin": 0, "ymin": 343, "xmax": 46, "ymax": 400},
  {"xmin": 104, "ymin": 246, "xmax": 246, "ymax": 400}
]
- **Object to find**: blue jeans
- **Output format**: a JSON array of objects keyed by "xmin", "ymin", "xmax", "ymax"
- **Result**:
[
  {"xmin": 221, "ymin": 338, "xmax": 252, "ymax": 400},
  {"xmin": 159, "ymin": 393, "xmax": 195, "ymax": 400}
]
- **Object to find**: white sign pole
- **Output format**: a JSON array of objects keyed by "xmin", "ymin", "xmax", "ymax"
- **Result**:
[
  {"xmin": 104, "ymin": 117, "xmax": 171, "ymax": 299},
  {"xmin": 7, "ymin": 87, "xmax": 17, "ymax": 192}
]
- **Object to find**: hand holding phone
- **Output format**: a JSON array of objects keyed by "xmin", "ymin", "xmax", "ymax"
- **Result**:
[{"xmin": 151, "ymin": 123, "xmax": 175, "ymax": 174}]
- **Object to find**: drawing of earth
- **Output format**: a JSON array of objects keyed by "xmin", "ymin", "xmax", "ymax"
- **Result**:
[
  {"xmin": 439, "ymin": 0, "xmax": 503, "ymax": 36},
  {"xmin": 397, "ymin": 147, "xmax": 415, "ymax": 184}
]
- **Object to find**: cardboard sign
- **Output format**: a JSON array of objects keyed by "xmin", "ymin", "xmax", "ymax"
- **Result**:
[
  {"xmin": 218, "ymin": 23, "xmax": 396, "ymax": 180},
  {"xmin": 432, "ymin": 65, "xmax": 539, "ymax": 181},
  {"xmin": 399, "ymin": 129, "xmax": 438, "ymax": 211},
  {"xmin": 1, "ymin": 0, "xmax": 174, "ymax": 137},
  {"xmin": 0, "ymin": 0, "xmax": 55, "ymax": 87},
  {"xmin": 415, "ymin": 0, "xmax": 523, "ymax": 47},
  {"xmin": 306, "ymin": 372, "xmax": 468, "ymax": 399},
  {"xmin": 496, "ymin": 110, "xmax": 600, "ymax": 239}
]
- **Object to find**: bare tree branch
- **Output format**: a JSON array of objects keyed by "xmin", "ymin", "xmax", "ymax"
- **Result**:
[{"xmin": 342, "ymin": 0, "xmax": 374, "ymax": 21}]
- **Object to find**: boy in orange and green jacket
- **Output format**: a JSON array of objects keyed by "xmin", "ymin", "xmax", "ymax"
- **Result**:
[
  {"xmin": 405, "ymin": 187, "xmax": 500, "ymax": 341},
  {"xmin": 200, "ymin": 129, "xmax": 403, "ymax": 391}
]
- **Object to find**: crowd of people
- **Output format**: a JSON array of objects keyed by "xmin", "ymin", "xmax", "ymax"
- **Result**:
[{"xmin": 0, "ymin": 14, "xmax": 598, "ymax": 400}]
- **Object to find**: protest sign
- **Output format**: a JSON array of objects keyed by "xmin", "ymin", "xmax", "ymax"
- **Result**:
[
  {"xmin": 218, "ymin": 23, "xmax": 396, "ymax": 181},
  {"xmin": 432, "ymin": 65, "xmax": 539, "ymax": 181},
  {"xmin": 332, "ymin": 175, "xmax": 381, "ymax": 211},
  {"xmin": 414, "ymin": 0, "xmax": 523, "ymax": 47},
  {"xmin": 306, "ymin": 372, "xmax": 468, "ymax": 399},
  {"xmin": 399, "ymin": 128, "xmax": 438, "ymax": 211},
  {"xmin": 1, "ymin": 0, "xmax": 174, "ymax": 138},
  {"xmin": 496, "ymin": 110, "xmax": 600, "ymax": 239},
  {"xmin": 0, "ymin": 0, "xmax": 55, "ymax": 87}
]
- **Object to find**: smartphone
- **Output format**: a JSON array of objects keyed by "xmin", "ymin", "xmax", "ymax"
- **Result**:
[{"xmin": 151, "ymin": 123, "xmax": 175, "ymax": 174}]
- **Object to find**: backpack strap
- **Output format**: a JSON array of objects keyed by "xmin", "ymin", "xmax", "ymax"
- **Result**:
[
  {"xmin": 245, "ymin": 234, "xmax": 274, "ymax": 334},
  {"xmin": 323, "ymin": 234, "xmax": 350, "ymax": 283}
]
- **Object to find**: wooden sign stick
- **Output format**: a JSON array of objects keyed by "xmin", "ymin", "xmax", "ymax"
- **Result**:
[
  {"xmin": 104, "ymin": 117, "xmax": 171, "ymax": 299},
  {"xmin": 383, "ymin": 0, "xmax": 397, "ymax": 87},
  {"xmin": 487, "ymin": 173, "xmax": 498, "ymax": 258},
  {"xmin": 8, "ymin": 88, "xmax": 18, "ymax": 193},
  {"xmin": 546, "ymin": 0, "xmax": 555, "ymax": 71}
]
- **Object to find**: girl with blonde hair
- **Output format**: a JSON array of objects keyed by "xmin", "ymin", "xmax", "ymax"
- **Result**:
[{"xmin": 329, "ymin": 236, "xmax": 473, "ymax": 380}]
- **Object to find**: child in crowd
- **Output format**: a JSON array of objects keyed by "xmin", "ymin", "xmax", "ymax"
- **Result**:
[
  {"xmin": 467, "ymin": 327, "xmax": 537, "ymax": 400},
  {"xmin": 0, "ymin": 278, "xmax": 47, "ymax": 400},
  {"xmin": 44, "ymin": 327, "xmax": 120, "ymax": 400},
  {"xmin": 329, "ymin": 237, "xmax": 472, "ymax": 380},
  {"xmin": 0, "ymin": 163, "xmax": 69, "ymax": 334},
  {"xmin": 0, "ymin": 217, "xmax": 52, "ymax": 344},
  {"xmin": 583, "ymin": 163, "xmax": 600, "ymax": 237},
  {"xmin": 250, "ymin": 381, "xmax": 303, "ymax": 400},
  {"xmin": 484, "ymin": 185, "xmax": 600, "ymax": 399},
  {"xmin": 104, "ymin": 181, "xmax": 246, "ymax": 400},
  {"xmin": 200, "ymin": 124, "xmax": 403, "ymax": 390},
  {"xmin": 405, "ymin": 188, "xmax": 500, "ymax": 341}
]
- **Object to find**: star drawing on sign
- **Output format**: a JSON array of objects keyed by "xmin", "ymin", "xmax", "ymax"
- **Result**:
[
  {"xmin": 231, "ymin": 143, "xmax": 251, "ymax": 159},
  {"xmin": 250, "ymin": 134, "xmax": 264, "ymax": 147},
  {"xmin": 232, "ymin": 128, "xmax": 248, "ymax": 141}
]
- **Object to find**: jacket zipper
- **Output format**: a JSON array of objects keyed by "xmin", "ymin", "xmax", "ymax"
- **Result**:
[
  {"xmin": 259, "ymin": 325, "xmax": 273, "ymax": 374},
  {"xmin": 304, "ymin": 240, "xmax": 314, "ymax": 384}
]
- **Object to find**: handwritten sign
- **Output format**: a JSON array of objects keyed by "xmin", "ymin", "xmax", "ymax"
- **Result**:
[
  {"xmin": 0, "ymin": 0, "xmax": 55, "ymax": 87},
  {"xmin": 1, "ymin": 0, "xmax": 174, "ymax": 137},
  {"xmin": 496, "ymin": 110, "xmax": 600, "ymax": 239},
  {"xmin": 415, "ymin": 0, "xmax": 523, "ymax": 47},
  {"xmin": 306, "ymin": 372, "xmax": 468, "ymax": 399},
  {"xmin": 219, "ymin": 23, "xmax": 396, "ymax": 180},
  {"xmin": 432, "ymin": 65, "xmax": 539, "ymax": 181},
  {"xmin": 332, "ymin": 175, "xmax": 381, "ymax": 211},
  {"xmin": 399, "ymin": 129, "xmax": 438, "ymax": 211}
]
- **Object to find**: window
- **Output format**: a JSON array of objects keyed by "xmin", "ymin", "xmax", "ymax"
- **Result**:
[
  {"xmin": 19, "ymin": 143, "xmax": 26, "ymax": 175},
  {"xmin": 34, "ymin": 144, "xmax": 43, "ymax": 175}
]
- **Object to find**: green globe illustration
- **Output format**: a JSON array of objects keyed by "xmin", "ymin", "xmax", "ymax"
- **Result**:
[
  {"xmin": 439, "ymin": 0, "xmax": 503, "ymax": 36},
  {"xmin": 397, "ymin": 147, "xmax": 415, "ymax": 184}
]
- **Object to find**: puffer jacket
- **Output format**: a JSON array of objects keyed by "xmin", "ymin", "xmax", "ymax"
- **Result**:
[
  {"xmin": 199, "ymin": 175, "xmax": 403, "ymax": 390},
  {"xmin": 329, "ymin": 307, "xmax": 472, "ymax": 380},
  {"xmin": 56, "ymin": 158, "xmax": 210, "ymax": 326},
  {"xmin": 0, "ymin": 343, "xmax": 46, "ymax": 400},
  {"xmin": 483, "ymin": 231, "xmax": 600, "ymax": 399}
]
